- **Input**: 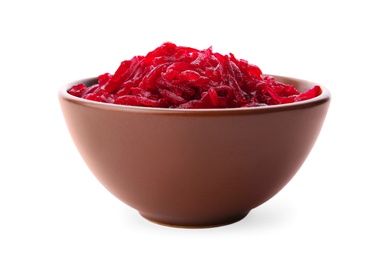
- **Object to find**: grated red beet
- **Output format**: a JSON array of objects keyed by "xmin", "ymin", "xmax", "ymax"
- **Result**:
[{"xmin": 68, "ymin": 42, "xmax": 321, "ymax": 108}]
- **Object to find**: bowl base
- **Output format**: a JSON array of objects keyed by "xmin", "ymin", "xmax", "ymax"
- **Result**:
[{"xmin": 139, "ymin": 212, "xmax": 249, "ymax": 228}]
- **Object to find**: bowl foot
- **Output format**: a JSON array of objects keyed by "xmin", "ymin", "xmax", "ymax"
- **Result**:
[{"xmin": 139, "ymin": 212, "xmax": 249, "ymax": 228}]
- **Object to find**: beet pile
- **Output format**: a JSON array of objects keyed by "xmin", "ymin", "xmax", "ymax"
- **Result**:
[{"xmin": 68, "ymin": 42, "xmax": 321, "ymax": 108}]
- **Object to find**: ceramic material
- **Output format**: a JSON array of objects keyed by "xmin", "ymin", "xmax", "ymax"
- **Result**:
[{"xmin": 58, "ymin": 75, "xmax": 330, "ymax": 227}]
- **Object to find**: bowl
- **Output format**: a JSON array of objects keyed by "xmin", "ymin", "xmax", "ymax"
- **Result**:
[{"xmin": 58, "ymin": 75, "xmax": 330, "ymax": 228}]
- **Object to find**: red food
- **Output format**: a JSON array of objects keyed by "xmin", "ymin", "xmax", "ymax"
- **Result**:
[{"xmin": 68, "ymin": 42, "xmax": 321, "ymax": 108}]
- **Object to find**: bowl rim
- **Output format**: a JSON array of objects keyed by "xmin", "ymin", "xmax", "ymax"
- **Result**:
[{"xmin": 59, "ymin": 74, "xmax": 331, "ymax": 115}]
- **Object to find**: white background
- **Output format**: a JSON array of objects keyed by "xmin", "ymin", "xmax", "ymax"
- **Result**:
[{"xmin": 1, "ymin": 0, "xmax": 382, "ymax": 259}]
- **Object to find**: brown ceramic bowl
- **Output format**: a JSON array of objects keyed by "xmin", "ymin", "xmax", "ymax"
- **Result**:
[{"xmin": 59, "ymin": 75, "xmax": 330, "ymax": 228}]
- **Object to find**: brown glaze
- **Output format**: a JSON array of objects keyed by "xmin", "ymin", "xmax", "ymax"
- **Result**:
[{"xmin": 58, "ymin": 75, "xmax": 330, "ymax": 227}]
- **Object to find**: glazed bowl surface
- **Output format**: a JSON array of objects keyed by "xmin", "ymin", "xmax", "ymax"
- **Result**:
[{"xmin": 59, "ymin": 75, "xmax": 330, "ymax": 227}]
